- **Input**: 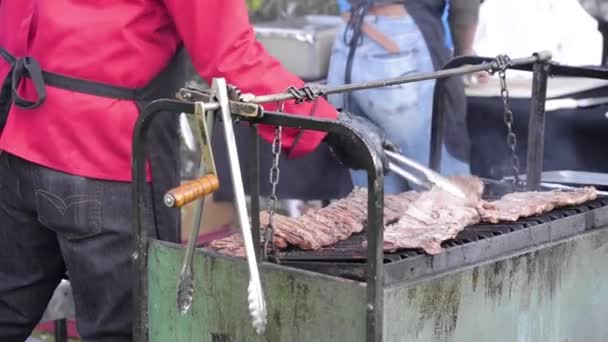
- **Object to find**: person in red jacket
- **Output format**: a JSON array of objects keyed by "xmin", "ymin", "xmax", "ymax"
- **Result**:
[{"xmin": 0, "ymin": 1, "xmax": 395, "ymax": 341}]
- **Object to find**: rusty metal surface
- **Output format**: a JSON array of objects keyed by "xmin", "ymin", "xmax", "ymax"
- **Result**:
[
  {"xmin": 384, "ymin": 226, "xmax": 608, "ymax": 342},
  {"xmin": 147, "ymin": 241, "xmax": 367, "ymax": 342},
  {"xmin": 147, "ymin": 225, "xmax": 608, "ymax": 341}
]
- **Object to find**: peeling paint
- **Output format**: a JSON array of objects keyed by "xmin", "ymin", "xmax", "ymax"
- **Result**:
[
  {"xmin": 478, "ymin": 241, "xmax": 574, "ymax": 308},
  {"xmin": 407, "ymin": 287, "xmax": 418, "ymax": 303},
  {"xmin": 591, "ymin": 229, "xmax": 608, "ymax": 250},
  {"xmin": 415, "ymin": 278, "xmax": 462, "ymax": 342},
  {"xmin": 471, "ymin": 267, "xmax": 479, "ymax": 292},
  {"xmin": 483, "ymin": 260, "xmax": 506, "ymax": 302}
]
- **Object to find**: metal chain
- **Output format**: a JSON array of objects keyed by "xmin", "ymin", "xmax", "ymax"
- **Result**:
[
  {"xmin": 263, "ymin": 102, "xmax": 284, "ymax": 258},
  {"xmin": 494, "ymin": 55, "xmax": 521, "ymax": 185}
]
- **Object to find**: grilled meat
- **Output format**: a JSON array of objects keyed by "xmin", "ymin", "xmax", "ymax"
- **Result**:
[
  {"xmin": 382, "ymin": 176, "xmax": 484, "ymax": 255},
  {"xmin": 207, "ymin": 177, "xmax": 598, "ymax": 257},
  {"xmin": 207, "ymin": 188, "xmax": 421, "ymax": 254},
  {"xmin": 480, "ymin": 187, "xmax": 597, "ymax": 223}
]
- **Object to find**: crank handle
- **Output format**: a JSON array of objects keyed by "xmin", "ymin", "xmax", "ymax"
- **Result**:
[{"xmin": 164, "ymin": 174, "xmax": 220, "ymax": 208}]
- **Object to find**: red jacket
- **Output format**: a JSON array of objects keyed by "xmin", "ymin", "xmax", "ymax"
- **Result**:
[{"xmin": 0, "ymin": 0, "xmax": 337, "ymax": 182}]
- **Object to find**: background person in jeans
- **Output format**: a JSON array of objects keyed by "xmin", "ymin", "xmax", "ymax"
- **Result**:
[{"xmin": 328, "ymin": 0, "xmax": 481, "ymax": 194}]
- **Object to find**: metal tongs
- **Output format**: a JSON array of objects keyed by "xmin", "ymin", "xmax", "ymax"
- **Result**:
[
  {"xmin": 166, "ymin": 79, "xmax": 267, "ymax": 335},
  {"xmin": 385, "ymin": 150, "xmax": 467, "ymax": 199},
  {"xmin": 214, "ymin": 79, "xmax": 267, "ymax": 335}
]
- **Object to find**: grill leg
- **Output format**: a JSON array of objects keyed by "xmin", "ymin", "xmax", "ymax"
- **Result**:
[
  {"xmin": 600, "ymin": 21, "xmax": 608, "ymax": 66},
  {"xmin": 54, "ymin": 319, "xmax": 68, "ymax": 342},
  {"xmin": 525, "ymin": 61, "xmax": 550, "ymax": 191}
]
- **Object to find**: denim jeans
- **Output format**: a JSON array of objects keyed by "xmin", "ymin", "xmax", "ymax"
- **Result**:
[
  {"xmin": 326, "ymin": 15, "xmax": 470, "ymax": 194},
  {"xmin": 0, "ymin": 152, "xmax": 158, "ymax": 342}
]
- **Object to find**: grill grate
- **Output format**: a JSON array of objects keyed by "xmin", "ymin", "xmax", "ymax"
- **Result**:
[{"xmin": 275, "ymin": 197, "xmax": 608, "ymax": 264}]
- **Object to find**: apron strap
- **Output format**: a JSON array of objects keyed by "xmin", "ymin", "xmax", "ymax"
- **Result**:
[
  {"xmin": 11, "ymin": 57, "xmax": 47, "ymax": 109},
  {"xmin": 0, "ymin": 45, "xmax": 186, "ymax": 108},
  {"xmin": 0, "ymin": 46, "xmax": 144, "ymax": 111}
]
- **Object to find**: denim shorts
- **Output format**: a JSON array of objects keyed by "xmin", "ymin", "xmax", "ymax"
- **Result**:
[{"xmin": 326, "ymin": 15, "xmax": 470, "ymax": 194}]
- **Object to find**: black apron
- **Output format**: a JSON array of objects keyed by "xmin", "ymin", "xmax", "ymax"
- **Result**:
[
  {"xmin": 402, "ymin": 0, "xmax": 470, "ymax": 161},
  {"xmin": 0, "ymin": 47, "xmax": 187, "ymax": 243}
]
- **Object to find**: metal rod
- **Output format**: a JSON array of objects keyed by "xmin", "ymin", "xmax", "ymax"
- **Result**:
[
  {"xmin": 526, "ymin": 62, "xmax": 550, "ymax": 191},
  {"xmin": 599, "ymin": 20, "xmax": 608, "ymax": 66},
  {"xmin": 250, "ymin": 124, "xmax": 261, "ymax": 261},
  {"xmin": 201, "ymin": 53, "xmax": 552, "ymax": 114},
  {"xmin": 366, "ymin": 165, "xmax": 384, "ymax": 342},
  {"xmin": 429, "ymin": 75, "xmax": 446, "ymax": 172},
  {"xmin": 256, "ymin": 54, "xmax": 549, "ymax": 104}
]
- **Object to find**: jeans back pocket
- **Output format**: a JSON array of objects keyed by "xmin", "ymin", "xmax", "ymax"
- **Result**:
[{"xmin": 35, "ymin": 168, "xmax": 103, "ymax": 240}]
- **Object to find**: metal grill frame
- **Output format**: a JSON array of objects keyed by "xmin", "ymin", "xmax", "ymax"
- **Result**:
[{"xmin": 130, "ymin": 55, "xmax": 608, "ymax": 342}]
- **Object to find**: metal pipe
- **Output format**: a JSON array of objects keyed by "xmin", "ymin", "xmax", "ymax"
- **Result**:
[
  {"xmin": 200, "ymin": 53, "xmax": 553, "ymax": 115},
  {"xmin": 429, "ymin": 75, "xmax": 446, "ymax": 172},
  {"xmin": 54, "ymin": 319, "xmax": 68, "ymax": 342},
  {"xmin": 526, "ymin": 62, "xmax": 550, "ymax": 191},
  {"xmin": 366, "ymin": 168, "xmax": 384, "ymax": 342},
  {"xmin": 599, "ymin": 21, "xmax": 608, "ymax": 65},
  {"xmin": 255, "ymin": 53, "xmax": 551, "ymax": 104},
  {"xmin": 250, "ymin": 124, "xmax": 261, "ymax": 260}
]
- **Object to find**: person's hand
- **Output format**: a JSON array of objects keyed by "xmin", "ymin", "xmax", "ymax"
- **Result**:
[{"xmin": 324, "ymin": 111, "xmax": 399, "ymax": 172}]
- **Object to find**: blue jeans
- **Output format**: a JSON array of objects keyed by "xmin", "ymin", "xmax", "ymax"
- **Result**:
[{"xmin": 326, "ymin": 15, "xmax": 469, "ymax": 194}]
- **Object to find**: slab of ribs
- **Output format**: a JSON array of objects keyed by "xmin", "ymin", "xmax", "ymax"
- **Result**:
[{"xmin": 207, "ymin": 176, "xmax": 598, "ymax": 257}]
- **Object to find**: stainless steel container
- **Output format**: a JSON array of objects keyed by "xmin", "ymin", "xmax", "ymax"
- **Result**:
[{"xmin": 254, "ymin": 15, "xmax": 342, "ymax": 81}]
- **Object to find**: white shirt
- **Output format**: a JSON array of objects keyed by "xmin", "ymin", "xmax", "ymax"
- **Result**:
[{"xmin": 473, "ymin": 0, "xmax": 603, "ymax": 78}]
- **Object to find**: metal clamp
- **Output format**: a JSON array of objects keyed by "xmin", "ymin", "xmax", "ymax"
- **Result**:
[{"xmin": 178, "ymin": 87, "xmax": 263, "ymax": 119}]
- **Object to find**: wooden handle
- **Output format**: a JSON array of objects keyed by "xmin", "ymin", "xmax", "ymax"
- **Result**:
[{"xmin": 164, "ymin": 174, "xmax": 220, "ymax": 208}]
